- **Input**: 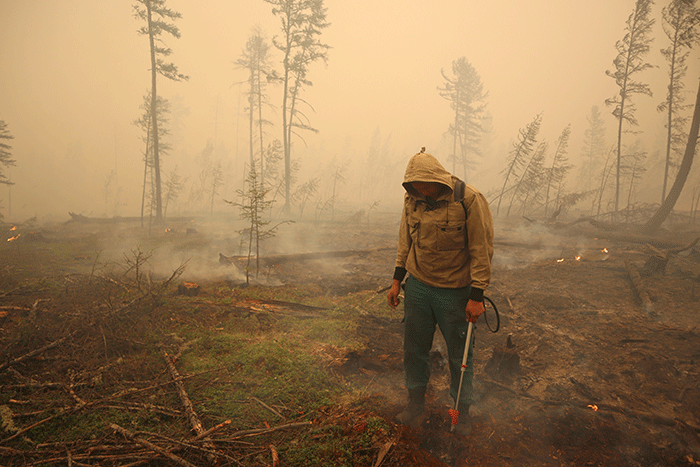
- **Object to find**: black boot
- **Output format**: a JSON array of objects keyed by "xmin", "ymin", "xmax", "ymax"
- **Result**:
[{"xmin": 395, "ymin": 387, "xmax": 426, "ymax": 427}]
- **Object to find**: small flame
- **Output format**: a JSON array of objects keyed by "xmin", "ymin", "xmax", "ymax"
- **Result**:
[
  {"xmin": 165, "ymin": 228, "xmax": 172, "ymax": 233},
  {"xmin": 575, "ymin": 255, "xmax": 582, "ymax": 261},
  {"xmin": 7, "ymin": 234, "xmax": 20, "ymax": 242},
  {"xmin": 9, "ymin": 226, "xmax": 17, "ymax": 231},
  {"xmin": 557, "ymin": 258, "xmax": 565, "ymax": 263},
  {"xmin": 602, "ymin": 248, "xmax": 608, "ymax": 254},
  {"xmin": 587, "ymin": 404, "xmax": 598, "ymax": 411}
]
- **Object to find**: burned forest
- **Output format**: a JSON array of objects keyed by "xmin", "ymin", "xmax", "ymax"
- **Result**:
[
  {"xmin": 1, "ymin": 211, "xmax": 699, "ymax": 466},
  {"xmin": 4, "ymin": 0, "xmax": 700, "ymax": 466}
]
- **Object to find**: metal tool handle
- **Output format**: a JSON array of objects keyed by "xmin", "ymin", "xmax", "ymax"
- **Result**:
[{"xmin": 450, "ymin": 320, "xmax": 473, "ymax": 432}]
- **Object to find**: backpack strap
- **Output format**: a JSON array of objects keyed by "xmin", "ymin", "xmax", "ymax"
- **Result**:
[
  {"xmin": 453, "ymin": 179, "xmax": 466, "ymax": 203},
  {"xmin": 453, "ymin": 179, "xmax": 468, "ymax": 220}
]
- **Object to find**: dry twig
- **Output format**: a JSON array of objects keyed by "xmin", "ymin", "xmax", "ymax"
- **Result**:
[
  {"xmin": 0, "ymin": 333, "xmax": 73, "ymax": 373},
  {"xmin": 162, "ymin": 349, "xmax": 218, "ymax": 462},
  {"xmin": 251, "ymin": 396, "xmax": 284, "ymax": 419},
  {"xmin": 109, "ymin": 423, "xmax": 197, "ymax": 467}
]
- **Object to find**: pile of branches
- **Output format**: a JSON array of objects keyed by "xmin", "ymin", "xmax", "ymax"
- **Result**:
[{"xmin": 0, "ymin": 336, "xmax": 312, "ymax": 466}]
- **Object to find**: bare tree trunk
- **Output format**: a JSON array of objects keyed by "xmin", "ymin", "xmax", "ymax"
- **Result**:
[
  {"xmin": 452, "ymin": 90, "xmax": 459, "ymax": 174},
  {"xmin": 282, "ymin": 63, "xmax": 291, "ymax": 215},
  {"xmin": 642, "ymin": 77, "xmax": 700, "ymax": 234},
  {"xmin": 146, "ymin": 1, "xmax": 162, "ymax": 222},
  {"xmin": 257, "ymin": 69, "xmax": 265, "ymax": 187},
  {"xmin": 140, "ymin": 122, "xmax": 151, "ymax": 228}
]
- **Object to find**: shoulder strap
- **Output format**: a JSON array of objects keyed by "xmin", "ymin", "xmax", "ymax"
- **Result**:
[
  {"xmin": 453, "ymin": 179, "xmax": 466, "ymax": 202},
  {"xmin": 453, "ymin": 179, "xmax": 468, "ymax": 220}
]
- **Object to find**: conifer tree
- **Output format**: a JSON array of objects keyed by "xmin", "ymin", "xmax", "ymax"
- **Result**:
[
  {"xmin": 265, "ymin": 0, "xmax": 330, "ymax": 214},
  {"xmin": 496, "ymin": 114, "xmax": 542, "ymax": 217},
  {"xmin": 658, "ymin": 0, "xmax": 700, "ymax": 202},
  {"xmin": 0, "ymin": 120, "xmax": 14, "ymax": 186},
  {"xmin": 236, "ymin": 27, "xmax": 274, "ymax": 187},
  {"xmin": 133, "ymin": 0, "xmax": 188, "ymax": 222},
  {"xmin": 438, "ymin": 57, "xmax": 488, "ymax": 181},
  {"xmin": 579, "ymin": 106, "xmax": 606, "ymax": 192},
  {"xmin": 605, "ymin": 0, "xmax": 655, "ymax": 214}
]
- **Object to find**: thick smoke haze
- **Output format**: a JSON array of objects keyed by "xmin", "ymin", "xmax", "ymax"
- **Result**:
[{"xmin": 1, "ymin": 0, "xmax": 699, "ymax": 221}]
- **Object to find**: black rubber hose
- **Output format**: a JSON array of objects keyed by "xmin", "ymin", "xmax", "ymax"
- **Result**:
[{"xmin": 483, "ymin": 296, "xmax": 500, "ymax": 333}]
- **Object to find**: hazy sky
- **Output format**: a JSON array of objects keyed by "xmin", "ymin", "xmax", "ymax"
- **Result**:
[{"xmin": 1, "ymin": 0, "xmax": 698, "ymax": 220}]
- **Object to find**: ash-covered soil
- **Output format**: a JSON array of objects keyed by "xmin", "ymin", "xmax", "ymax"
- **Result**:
[
  {"xmin": 1, "ymin": 213, "xmax": 700, "ymax": 466},
  {"xmin": 265, "ymin": 216, "xmax": 700, "ymax": 467}
]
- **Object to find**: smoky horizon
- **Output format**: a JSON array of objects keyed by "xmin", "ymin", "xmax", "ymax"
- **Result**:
[{"xmin": 1, "ymin": 0, "xmax": 699, "ymax": 225}]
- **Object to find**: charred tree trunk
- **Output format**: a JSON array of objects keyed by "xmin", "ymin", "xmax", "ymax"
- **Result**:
[
  {"xmin": 642, "ymin": 77, "xmax": 700, "ymax": 234},
  {"xmin": 146, "ymin": 1, "xmax": 163, "ymax": 222}
]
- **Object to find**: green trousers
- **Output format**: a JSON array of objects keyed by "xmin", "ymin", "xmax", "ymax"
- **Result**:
[{"xmin": 403, "ymin": 275, "xmax": 475, "ymax": 406}]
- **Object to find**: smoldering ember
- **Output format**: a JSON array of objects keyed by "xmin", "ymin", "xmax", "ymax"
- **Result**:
[{"xmin": 0, "ymin": 209, "xmax": 699, "ymax": 466}]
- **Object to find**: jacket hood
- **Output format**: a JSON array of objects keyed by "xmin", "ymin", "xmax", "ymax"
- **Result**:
[{"xmin": 402, "ymin": 151, "xmax": 454, "ymax": 199}]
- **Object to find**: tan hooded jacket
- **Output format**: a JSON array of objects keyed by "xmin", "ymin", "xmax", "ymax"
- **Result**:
[{"xmin": 395, "ymin": 151, "xmax": 494, "ymax": 293}]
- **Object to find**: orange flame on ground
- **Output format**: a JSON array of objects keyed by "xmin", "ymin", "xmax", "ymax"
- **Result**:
[
  {"xmin": 557, "ymin": 258, "xmax": 565, "ymax": 263},
  {"xmin": 602, "ymin": 248, "xmax": 608, "ymax": 253},
  {"xmin": 575, "ymin": 255, "xmax": 582, "ymax": 261},
  {"xmin": 9, "ymin": 226, "xmax": 17, "ymax": 231},
  {"xmin": 587, "ymin": 404, "xmax": 599, "ymax": 411},
  {"xmin": 165, "ymin": 228, "xmax": 172, "ymax": 233},
  {"xmin": 7, "ymin": 234, "xmax": 20, "ymax": 242}
]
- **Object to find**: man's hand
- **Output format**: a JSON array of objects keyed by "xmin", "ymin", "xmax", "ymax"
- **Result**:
[
  {"xmin": 466, "ymin": 299, "xmax": 484, "ymax": 323},
  {"xmin": 387, "ymin": 279, "xmax": 402, "ymax": 309}
]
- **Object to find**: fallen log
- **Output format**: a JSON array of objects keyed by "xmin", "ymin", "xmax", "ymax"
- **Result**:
[
  {"xmin": 667, "ymin": 235, "xmax": 700, "ymax": 255},
  {"xmin": 219, "ymin": 246, "xmax": 395, "ymax": 266},
  {"xmin": 66, "ymin": 212, "xmax": 195, "ymax": 225}
]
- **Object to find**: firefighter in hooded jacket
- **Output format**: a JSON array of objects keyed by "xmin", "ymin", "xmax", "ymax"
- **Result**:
[{"xmin": 387, "ymin": 148, "xmax": 494, "ymax": 435}]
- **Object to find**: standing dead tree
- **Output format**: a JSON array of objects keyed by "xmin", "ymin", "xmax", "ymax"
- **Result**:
[
  {"xmin": 236, "ymin": 27, "xmax": 275, "ymax": 187},
  {"xmin": 508, "ymin": 140, "xmax": 547, "ymax": 218},
  {"xmin": 543, "ymin": 124, "xmax": 572, "ymax": 219},
  {"xmin": 606, "ymin": 0, "xmax": 655, "ymax": 215},
  {"xmin": 658, "ymin": 0, "xmax": 700, "ymax": 203},
  {"xmin": 0, "ymin": 120, "xmax": 14, "ymax": 186},
  {"xmin": 265, "ymin": 0, "xmax": 330, "ymax": 214},
  {"xmin": 643, "ymin": 76, "xmax": 700, "ymax": 234},
  {"xmin": 0, "ymin": 119, "xmax": 15, "ymax": 219},
  {"xmin": 134, "ymin": 92, "xmax": 171, "ymax": 227},
  {"xmin": 438, "ymin": 56, "xmax": 488, "ymax": 181},
  {"xmin": 133, "ymin": 0, "xmax": 188, "ymax": 222},
  {"xmin": 578, "ymin": 106, "xmax": 607, "ymax": 193},
  {"xmin": 496, "ymin": 113, "xmax": 542, "ymax": 217}
]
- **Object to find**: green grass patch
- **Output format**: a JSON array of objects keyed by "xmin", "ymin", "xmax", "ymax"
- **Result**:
[{"xmin": 179, "ymin": 331, "xmax": 345, "ymax": 428}]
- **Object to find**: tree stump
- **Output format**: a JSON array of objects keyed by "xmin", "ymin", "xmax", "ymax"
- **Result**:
[
  {"xmin": 624, "ymin": 259, "xmax": 654, "ymax": 316},
  {"xmin": 484, "ymin": 334, "xmax": 521, "ymax": 380},
  {"xmin": 177, "ymin": 282, "xmax": 200, "ymax": 296},
  {"xmin": 641, "ymin": 244, "xmax": 668, "ymax": 276}
]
